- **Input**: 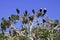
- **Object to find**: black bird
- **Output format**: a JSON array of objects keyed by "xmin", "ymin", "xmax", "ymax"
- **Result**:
[
  {"xmin": 22, "ymin": 17, "xmax": 28, "ymax": 24},
  {"xmin": 32, "ymin": 9, "xmax": 35, "ymax": 14},
  {"xmin": 24, "ymin": 10, "xmax": 28, "ymax": 17},
  {"xmin": 40, "ymin": 8, "xmax": 42, "ymax": 12},
  {"xmin": 9, "ymin": 30, "xmax": 11, "ymax": 35},
  {"xmin": 42, "ymin": 8, "xmax": 47, "ymax": 16},
  {"xmin": 42, "ymin": 19, "xmax": 46, "ymax": 23},
  {"xmin": 8, "ymin": 16, "xmax": 13, "ymax": 22},
  {"xmin": 29, "ymin": 16, "xmax": 34, "ymax": 21},
  {"xmin": 43, "ymin": 8, "xmax": 47, "ymax": 13},
  {"xmin": 8, "ymin": 16, "xmax": 12, "ymax": 20},
  {"xmin": 16, "ymin": 8, "xmax": 20, "ymax": 14},
  {"xmin": 1, "ymin": 17, "xmax": 5, "ymax": 21},
  {"xmin": 37, "ymin": 8, "xmax": 42, "ymax": 17},
  {"xmin": 37, "ymin": 23, "xmax": 39, "ymax": 25}
]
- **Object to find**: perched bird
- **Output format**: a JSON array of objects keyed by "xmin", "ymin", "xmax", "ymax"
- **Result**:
[
  {"xmin": 7, "ymin": 20, "xmax": 12, "ymax": 28},
  {"xmin": 16, "ymin": 8, "xmax": 20, "ymax": 14},
  {"xmin": 37, "ymin": 23, "xmax": 39, "ymax": 25},
  {"xmin": 10, "ymin": 26, "xmax": 14, "ymax": 29},
  {"xmin": 29, "ymin": 16, "xmax": 34, "ymax": 21},
  {"xmin": 8, "ymin": 16, "xmax": 13, "ymax": 21},
  {"xmin": 8, "ymin": 16, "xmax": 14, "ymax": 23},
  {"xmin": 22, "ymin": 17, "xmax": 28, "ymax": 24},
  {"xmin": 42, "ymin": 8, "xmax": 47, "ymax": 16},
  {"xmin": 1, "ymin": 17, "xmax": 7, "ymax": 25},
  {"xmin": 1, "ymin": 17, "xmax": 5, "ymax": 21},
  {"xmin": 42, "ymin": 19, "xmax": 46, "ymax": 23},
  {"xmin": 1, "ymin": 22, "xmax": 6, "ymax": 30},
  {"xmin": 8, "ymin": 16, "xmax": 11, "ymax": 20},
  {"xmin": 9, "ymin": 30, "xmax": 11, "ymax": 35},
  {"xmin": 40, "ymin": 8, "xmax": 42, "ymax": 12},
  {"xmin": 32, "ymin": 9, "xmax": 35, "ymax": 14},
  {"xmin": 37, "ymin": 8, "xmax": 42, "ymax": 17},
  {"xmin": 37, "ymin": 12, "xmax": 42, "ymax": 17},
  {"xmin": 43, "ymin": 8, "xmax": 47, "ymax": 13},
  {"xmin": 53, "ymin": 20, "xmax": 59, "ymax": 27},
  {"xmin": 24, "ymin": 10, "xmax": 28, "ymax": 17}
]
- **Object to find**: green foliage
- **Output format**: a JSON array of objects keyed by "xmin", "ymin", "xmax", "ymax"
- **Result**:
[
  {"xmin": 0, "ymin": 33, "xmax": 4, "ymax": 38},
  {"xmin": 42, "ymin": 31, "xmax": 49, "ymax": 38},
  {"xmin": 11, "ymin": 14, "xmax": 20, "ymax": 20},
  {"xmin": 53, "ymin": 20, "xmax": 59, "ymax": 24}
]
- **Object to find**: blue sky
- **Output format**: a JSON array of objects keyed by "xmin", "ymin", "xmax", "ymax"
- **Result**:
[
  {"xmin": 0, "ymin": 0, "xmax": 60, "ymax": 31},
  {"xmin": 0, "ymin": 0, "xmax": 60, "ymax": 20}
]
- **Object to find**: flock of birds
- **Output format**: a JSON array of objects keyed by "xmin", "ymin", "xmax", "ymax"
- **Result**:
[
  {"xmin": 16, "ymin": 8, "xmax": 47, "ymax": 23},
  {"xmin": 8, "ymin": 8, "xmax": 47, "ymax": 37}
]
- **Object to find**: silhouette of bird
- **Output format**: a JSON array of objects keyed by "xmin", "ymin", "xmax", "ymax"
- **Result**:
[
  {"xmin": 8, "ymin": 16, "xmax": 14, "ymax": 22},
  {"xmin": 16, "ymin": 8, "xmax": 20, "ymax": 14},
  {"xmin": 42, "ymin": 8, "xmax": 47, "ymax": 16},
  {"xmin": 29, "ymin": 16, "xmax": 34, "ymax": 21},
  {"xmin": 9, "ymin": 30, "xmax": 11, "ymax": 35},
  {"xmin": 37, "ymin": 23, "xmax": 39, "ymax": 25},
  {"xmin": 1, "ymin": 17, "xmax": 5, "ymax": 21},
  {"xmin": 22, "ymin": 17, "xmax": 28, "ymax": 24},
  {"xmin": 37, "ymin": 12, "xmax": 42, "ymax": 17},
  {"xmin": 44, "ymin": 8, "xmax": 47, "ymax": 13},
  {"xmin": 8, "ymin": 16, "xmax": 12, "ymax": 20},
  {"xmin": 24, "ymin": 10, "xmax": 28, "ymax": 17},
  {"xmin": 32, "ymin": 9, "xmax": 35, "ymax": 14},
  {"xmin": 42, "ymin": 19, "xmax": 46, "ymax": 23},
  {"xmin": 37, "ymin": 8, "xmax": 42, "ymax": 17},
  {"xmin": 40, "ymin": 8, "xmax": 42, "ymax": 12}
]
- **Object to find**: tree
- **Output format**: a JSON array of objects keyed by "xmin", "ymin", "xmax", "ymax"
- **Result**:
[{"xmin": 0, "ymin": 8, "xmax": 60, "ymax": 40}]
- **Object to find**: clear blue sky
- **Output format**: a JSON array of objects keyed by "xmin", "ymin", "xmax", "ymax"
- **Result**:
[
  {"xmin": 0, "ymin": 0, "xmax": 60, "ymax": 30},
  {"xmin": 0, "ymin": 0, "xmax": 60, "ymax": 20}
]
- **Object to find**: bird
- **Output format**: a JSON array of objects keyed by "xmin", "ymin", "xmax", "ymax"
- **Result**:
[
  {"xmin": 42, "ymin": 8, "xmax": 47, "ymax": 16},
  {"xmin": 9, "ymin": 30, "xmax": 11, "ymax": 35},
  {"xmin": 24, "ymin": 10, "xmax": 28, "ymax": 17},
  {"xmin": 22, "ymin": 17, "xmax": 28, "ymax": 24},
  {"xmin": 32, "ymin": 9, "xmax": 35, "ymax": 14},
  {"xmin": 42, "ymin": 19, "xmax": 46, "ymax": 23},
  {"xmin": 8, "ymin": 16, "xmax": 11, "ymax": 20},
  {"xmin": 43, "ymin": 8, "xmax": 47, "ymax": 13},
  {"xmin": 37, "ymin": 23, "xmax": 40, "ymax": 25},
  {"xmin": 37, "ymin": 12, "xmax": 42, "ymax": 17},
  {"xmin": 40, "ymin": 8, "xmax": 42, "ymax": 12},
  {"xmin": 36, "ymin": 8, "xmax": 42, "ymax": 17},
  {"xmin": 10, "ymin": 26, "xmax": 14, "ymax": 29},
  {"xmin": 29, "ymin": 16, "xmax": 34, "ymax": 21},
  {"xmin": 16, "ymin": 8, "xmax": 20, "ymax": 14},
  {"xmin": 1, "ymin": 17, "xmax": 5, "ymax": 21}
]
